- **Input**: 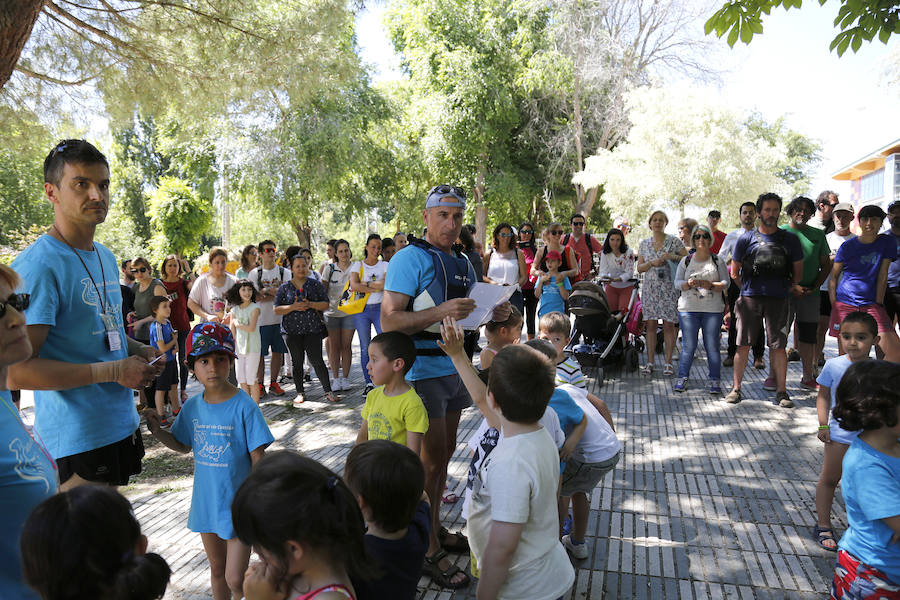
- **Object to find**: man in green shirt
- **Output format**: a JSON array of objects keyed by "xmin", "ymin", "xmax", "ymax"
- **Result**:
[{"xmin": 769, "ymin": 196, "xmax": 831, "ymax": 389}]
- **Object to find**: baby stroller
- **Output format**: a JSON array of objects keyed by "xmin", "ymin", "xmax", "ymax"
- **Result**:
[{"xmin": 568, "ymin": 279, "xmax": 644, "ymax": 384}]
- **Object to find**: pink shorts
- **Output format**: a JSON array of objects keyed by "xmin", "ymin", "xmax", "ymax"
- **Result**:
[{"xmin": 829, "ymin": 301, "xmax": 894, "ymax": 336}]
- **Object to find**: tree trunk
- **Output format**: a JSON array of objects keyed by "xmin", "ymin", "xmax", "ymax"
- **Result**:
[
  {"xmin": 221, "ymin": 171, "xmax": 231, "ymax": 248},
  {"xmin": 291, "ymin": 219, "xmax": 311, "ymax": 249},
  {"xmin": 474, "ymin": 160, "xmax": 487, "ymax": 249},
  {"xmin": 573, "ymin": 68, "xmax": 585, "ymax": 207},
  {"xmin": 0, "ymin": 1, "xmax": 43, "ymax": 91},
  {"xmin": 574, "ymin": 186, "xmax": 599, "ymax": 220}
]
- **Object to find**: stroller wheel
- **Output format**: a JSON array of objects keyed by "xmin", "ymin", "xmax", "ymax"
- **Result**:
[{"xmin": 624, "ymin": 347, "xmax": 639, "ymax": 372}]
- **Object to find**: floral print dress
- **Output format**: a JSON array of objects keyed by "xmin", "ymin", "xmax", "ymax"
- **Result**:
[{"xmin": 638, "ymin": 235, "xmax": 682, "ymax": 323}]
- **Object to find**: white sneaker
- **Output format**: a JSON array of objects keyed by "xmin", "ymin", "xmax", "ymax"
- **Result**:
[
  {"xmin": 341, "ymin": 377, "xmax": 352, "ymax": 390},
  {"xmin": 562, "ymin": 534, "xmax": 589, "ymax": 560},
  {"xmin": 337, "ymin": 378, "xmax": 348, "ymax": 391}
]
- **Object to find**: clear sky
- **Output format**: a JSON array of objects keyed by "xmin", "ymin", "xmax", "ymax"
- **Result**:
[{"xmin": 355, "ymin": 2, "xmax": 899, "ymax": 200}]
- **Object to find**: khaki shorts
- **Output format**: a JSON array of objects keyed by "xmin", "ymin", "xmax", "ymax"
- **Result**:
[{"xmin": 735, "ymin": 295, "xmax": 790, "ymax": 349}]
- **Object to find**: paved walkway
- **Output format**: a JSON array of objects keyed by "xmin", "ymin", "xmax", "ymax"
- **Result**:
[{"xmin": 104, "ymin": 335, "xmax": 839, "ymax": 599}]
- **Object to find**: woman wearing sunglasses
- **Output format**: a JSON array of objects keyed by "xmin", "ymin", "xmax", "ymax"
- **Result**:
[
  {"xmin": 128, "ymin": 257, "xmax": 167, "ymax": 407},
  {"xmin": 672, "ymin": 224, "xmax": 730, "ymax": 394},
  {"xmin": 518, "ymin": 221, "xmax": 539, "ymax": 339},
  {"xmin": 531, "ymin": 222, "xmax": 579, "ymax": 285},
  {"xmin": 0, "ymin": 264, "xmax": 58, "ymax": 600},
  {"xmin": 484, "ymin": 223, "xmax": 528, "ymax": 313}
]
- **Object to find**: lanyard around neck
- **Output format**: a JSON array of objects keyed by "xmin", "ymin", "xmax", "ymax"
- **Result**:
[{"xmin": 52, "ymin": 226, "xmax": 108, "ymax": 314}]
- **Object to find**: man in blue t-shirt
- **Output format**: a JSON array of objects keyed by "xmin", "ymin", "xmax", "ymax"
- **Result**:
[
  {"xmin": 381, "ymin": 185, "xmax": 510, "ymax": 588},
  {"xmin": 9, "ymin": 140, "xmax": 163, "ymax": 491},
  {"xmin": 726, "ymin": 192, "xmax": 804, "ymax": 409}
]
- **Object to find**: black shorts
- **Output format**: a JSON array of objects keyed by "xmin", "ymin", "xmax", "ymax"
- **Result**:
[
  {"xmin": 155, "ymin": 360, "xmax": 177, "ymax": 390},
  {"xmin": 57, "ymin": 430, "xmax": 144, "ymax": 486},
  {"xmin": 885, "ymin": 286, "xmax": 900, "ymax": 323}
]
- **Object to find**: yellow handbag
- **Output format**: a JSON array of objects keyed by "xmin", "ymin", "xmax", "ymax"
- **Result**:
[{"xmin": 337, "ymin": 263, "xmax": 369, "ymax": 315}]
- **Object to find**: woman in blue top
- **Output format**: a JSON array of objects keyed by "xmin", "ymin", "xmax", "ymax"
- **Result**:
[
  {"xmin": 0, "ymin": 264, "xmax": 57, "ymax": 600},
  {"xmin": 831, "ymin": 360, "xmax": 900, "ymax": 599},
  {"xmin": 829, "ymin": 204, "xmax": 900, "ymax": 362}
]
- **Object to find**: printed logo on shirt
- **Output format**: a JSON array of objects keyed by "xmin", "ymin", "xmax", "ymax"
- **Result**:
[
  {"xmin": 860, "ymin": 252, "xmax": 879, "ymax": 267},
  {"xmin": 367, "ymin": 412, "xmax": 394, "ymax": 441},
  {"xmin": 9, "ymin": 436, "xmax": 53, "ymax": 493},
  {"xmin": 193, "ymin": 419, "xmax": 232, "ymax": 467},
  {"xmin": 80, "ymin": 277, "xmax": 123, "ymax": 336}
]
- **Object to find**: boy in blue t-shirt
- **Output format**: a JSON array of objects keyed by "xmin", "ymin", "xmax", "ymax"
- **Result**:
[
  {"xmin": 814, "ymin": 311, "xmax": 878, "ymax": 551},
  {"xmin": 148, "ymin": 296, "xmax": 181, "ymax": 426},
  {"xmin": 536, "ymin": 250, "xmax": 572, "ymax": 317}
]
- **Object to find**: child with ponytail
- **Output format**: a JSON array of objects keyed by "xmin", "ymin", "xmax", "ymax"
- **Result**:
[{"xmin": 20, "ymin": 485, "xmax": 170, "ymax": 600}]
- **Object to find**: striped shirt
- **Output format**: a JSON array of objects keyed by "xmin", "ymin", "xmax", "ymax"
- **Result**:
[{"xmin": 556, "ymin": 356, "xmax": 586, "ymax": 389}]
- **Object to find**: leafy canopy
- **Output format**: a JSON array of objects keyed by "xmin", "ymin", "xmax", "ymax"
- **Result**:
[{"xmin": 705, "ymin": 0, "xmax": 900, "ymax": 56}]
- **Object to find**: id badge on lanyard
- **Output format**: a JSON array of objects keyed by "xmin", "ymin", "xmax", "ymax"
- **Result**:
[{"xmin": 101, "ymin": 312, "xmax": 122, "ymax": 352}]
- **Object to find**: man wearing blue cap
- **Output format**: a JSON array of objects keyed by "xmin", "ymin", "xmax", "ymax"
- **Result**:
[{"xmin": 382, "ymin": 185, "xmax": 509, "ymax": 588}]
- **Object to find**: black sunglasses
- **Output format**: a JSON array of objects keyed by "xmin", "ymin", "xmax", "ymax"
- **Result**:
[
  {"xmin": 549, "ymin": 230, "xmax": 563, "ymax": 235},
  {"xmin": 498, "ymin": 232, "xmax": 515, "ymax": 238},
  {"xmin": 520, "ymin": 229, "xmax": 533, "ymax": 234},
  {"xmin": 130, "ymin": 267, "xmax": 148, "ymax": 273},
  {"xmin": 1, "ymin": 293, "xmax": 29, "ymax": 318},
  {"xmin": 693, "ymin": 233, "xmax": 711, "ymax": 240},
  {"xmin": 427, "ymin": 184, "xmax": 466, "ymax": 200},
  {"xmin": 572, "ymin": 221, "xmax": 586, "ymax": 226}
]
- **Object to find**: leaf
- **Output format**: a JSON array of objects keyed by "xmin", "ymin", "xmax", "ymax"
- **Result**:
[
  {"xmin": 740, "ymin": 23, "xmax": 754, "ymax": 43},
  {"xmin": 727, "ymin": 23, "xmax": 740, "ymax": 46},
  {"xmin": 851, "ymin": 33, "xmax": 862, "ymax": 52},
  {"xmin": 880, "ymin": 27, "xmax": 891, "ymax": 43}
]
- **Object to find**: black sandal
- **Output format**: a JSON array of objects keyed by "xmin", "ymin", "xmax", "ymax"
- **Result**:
[
  {"xmin": 814, "ymin": 526, "xmax": 838, "ymax": 552},
  {"xmin": 438, "ymin": 526, "xmax": 470, "ymax": 552},
  {"xmin": 422, "ymin": 549, "xmax": 470, "ymax": 589}
]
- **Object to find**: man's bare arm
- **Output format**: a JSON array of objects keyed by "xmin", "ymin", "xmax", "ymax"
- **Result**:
[{"xmin": 380, "ymin": 290, "xmax": 474, "ymax": 334}]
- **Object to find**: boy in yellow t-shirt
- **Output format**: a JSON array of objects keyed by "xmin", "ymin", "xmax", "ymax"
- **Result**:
[{"xmin": 356, "ymin": 331, "xmax": 428, "ymax": 453}]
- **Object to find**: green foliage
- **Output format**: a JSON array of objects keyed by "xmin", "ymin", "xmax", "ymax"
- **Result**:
[
  {"xmin": 705, "ymin": 0, "xmax": 900, "ymax": 56},
  {"xmin": 0, "ymin": 106, "xmax": 53, "ymax": 246},
  {"xmin": 745, "ymin": 113, "xmax": 822, "ymax": 195},
  {"xmin": 148, "ymin": 177, "xmax": 214, "ymax": 260}
]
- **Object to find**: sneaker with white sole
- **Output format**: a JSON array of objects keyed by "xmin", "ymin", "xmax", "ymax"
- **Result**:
[
  {"xmin": 673, "ymin": 378, "xmax": 686, "ymax": 393},
  {"xmin": 341, "ymin": 377, "xmax": 352, "ymax": 390},
  {"xmin": 562, "ymin": 534, "xmax": 589, "ymax": 560},
  {"xmin": 762, "ymin": 376, "xmax": 777, "ymax": 392},
  {"xmin": 709, "ymin": 380, "xmax": 722, "ymax": 395}
]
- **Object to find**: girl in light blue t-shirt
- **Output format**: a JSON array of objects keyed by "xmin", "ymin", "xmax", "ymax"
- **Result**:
[{"xmin": 145, "ymin": 322, "xmax": 273, "ymax": 600}]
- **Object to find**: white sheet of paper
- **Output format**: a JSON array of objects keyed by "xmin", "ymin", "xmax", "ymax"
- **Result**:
[{"xmin": 456, "ymin": 282, "xmax": 517, "ymax": 329}]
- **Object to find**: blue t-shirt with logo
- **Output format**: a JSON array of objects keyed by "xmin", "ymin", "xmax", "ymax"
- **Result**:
[
  {"xmin": 839, "ymin": 437, "xmax": 900, "ymax": 584},
  {"xmin": 835, "ymin": 235, "xmax": 898, "ymax": 306},
  {"xmin": 12, "ymin": 235, "xmax": 137, "ymax": 459},
  {"xmin": 538, "ymin": 276, "xmax": 571, "ymax": 317},
  {"xmin": 170, "ymin": 389, "xmax": 273, "ymax": 539},
  {"xmin": 384, "ymin": 244, "xmax": 476, "ymax": 382},
  {"xmin": 732, "ymin": 228, "xmax": 804, "ymax": 298},
  {"xmin": 149, "ymin": 319, "xmax": 176, "ymax": 361},
  {"xmin": 0, "ymin": 390, "xmax": 58, "ymax": 600}
]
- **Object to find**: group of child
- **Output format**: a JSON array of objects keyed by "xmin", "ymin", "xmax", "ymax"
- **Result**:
[{"xmin": 16, "ymin": 305, "xmax": 900, "ymax": 600}]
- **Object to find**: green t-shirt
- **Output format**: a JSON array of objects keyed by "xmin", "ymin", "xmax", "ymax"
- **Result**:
[{"xmin": 780, "ymin": 224, "xmax": 828, "ymax": 287}]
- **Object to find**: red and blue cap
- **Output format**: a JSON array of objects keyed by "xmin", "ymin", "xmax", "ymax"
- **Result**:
[{"xmin": 186, "ymin": 322, "xmax": 236, "ymax": 359}]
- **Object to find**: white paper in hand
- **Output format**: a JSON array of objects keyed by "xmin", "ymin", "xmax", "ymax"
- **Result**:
[{"xmin": 456, "ymin": 282, "xmax": 517, "ymax": 329}]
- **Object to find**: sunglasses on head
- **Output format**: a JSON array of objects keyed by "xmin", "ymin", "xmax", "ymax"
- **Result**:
[
  {"xmin": 1, "ymin": 293, "xmax": 29, "ymax": 319},
  {"xmin": 130, "ymin": 267, "xmax": 148, "ymax": 274},
  {"xmin": 427, "ymin": 184, "xmax": 466, "ymax": 199},
  {"xmin": 693, "ymin": 233, "xmax": 711, "ymax": 240}
]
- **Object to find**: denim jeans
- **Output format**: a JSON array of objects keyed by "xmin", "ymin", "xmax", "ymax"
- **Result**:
[
  {"xmin": 677, "ymin": 311, "xmax": 723, "ymax": 380},
  {"xmin": 354, "ymin": 302, "xmax": 382, "ymax": 384}
]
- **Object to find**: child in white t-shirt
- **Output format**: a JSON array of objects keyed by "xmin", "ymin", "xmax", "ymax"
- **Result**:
[
  {"xmin": 226, "ymin": 281, "xmax": 262, "ymax": 404},
  {"xmin": 439, "ymin": 317, "xmax": 574, "ymax": 600}
]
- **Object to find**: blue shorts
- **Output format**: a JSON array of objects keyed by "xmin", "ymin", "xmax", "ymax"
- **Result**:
[{"xmin": 260, "ymin": 324, "xmax": 287, "ymax": 355}]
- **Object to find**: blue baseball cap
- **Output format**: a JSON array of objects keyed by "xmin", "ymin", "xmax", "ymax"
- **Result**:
[{"xmin": 425, "ymin": 184, "xmax": 466, "ymax": 210}]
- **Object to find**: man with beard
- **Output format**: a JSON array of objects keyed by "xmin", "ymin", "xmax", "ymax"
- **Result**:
[{"xmin": 725, "ymin": 193, "xmax": 804, "ymax": 408}]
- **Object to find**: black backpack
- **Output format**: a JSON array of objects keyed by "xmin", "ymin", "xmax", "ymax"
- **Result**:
[{"xmin": 746, "ymin": 229, "xmax": 792, "ymax": 280}]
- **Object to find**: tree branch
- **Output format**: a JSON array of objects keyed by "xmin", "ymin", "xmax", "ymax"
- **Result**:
[
  {"xmin": 44, "ymin": 1, "xmax": 152, "ymax": 58},
  {"xmin": 14, "ymin": 64, "xmax": 100, "ymax": 86}
]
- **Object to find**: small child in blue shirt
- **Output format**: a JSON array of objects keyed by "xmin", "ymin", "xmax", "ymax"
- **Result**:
[
  {"xmin": 148, "ymin": 296, "xmax": 181, "ymax": 426},
  {"xmin": 535, "ymin": 250, "xmax": 571, "ymax": 317},
  {"xmin": 146, "ymin": 322, "xmax": 274, "ymax": 600},
  {"xmin": 830, "ymin": 360, "xmax": 900, "ymax": 597},
  {"xmin": 814, "ymin": 311, "xmax": 878, "ymax": 552}
]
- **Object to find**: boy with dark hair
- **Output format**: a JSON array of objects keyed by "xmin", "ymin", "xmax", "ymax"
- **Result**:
[
  {"xmin": 345, "ymin": 440, "xmax": 430, "ymax": 600},
  {"xmin": 356, "ymin": 331, "xmax": 428, "ymax": 453},
  {"xmin": 707, "ymin": 209, "xmax": 726, "ymax": 253},
  {"xmin": 467, "ymin": 343, "xmax": 575, "ymax": 599},
  {"xmin": 538, "ymin": 312, "xmax": 586, "ymax": 389}
]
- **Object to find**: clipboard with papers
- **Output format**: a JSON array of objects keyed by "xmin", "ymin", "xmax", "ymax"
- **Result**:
[{"xmin": 456, "ymin": 282, "xmax": 517, "ymax": 329}]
